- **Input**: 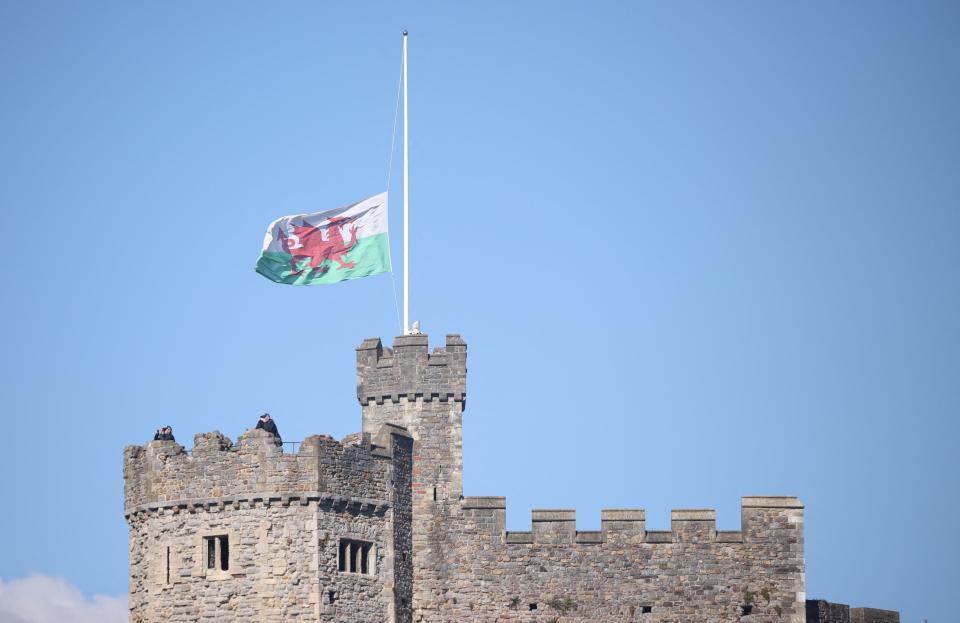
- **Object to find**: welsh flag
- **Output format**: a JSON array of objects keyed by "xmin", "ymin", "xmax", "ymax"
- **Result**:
[{"xmin": 255, "ymin": 192, "xmax": 391, "ymax": 285}]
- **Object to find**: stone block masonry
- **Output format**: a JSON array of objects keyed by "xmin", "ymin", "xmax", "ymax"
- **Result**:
[
  {"xmin": 354, "ymin": 335, "xmax": 806, "ymax": 623},
  {"xmin": 442, "ymin": 496, "xmax": 805, "ymax": 623},
  {"xmin": 124, "ymin": 424, "xmax": 412, "ymax": 622},
  {"xmin": 850, "ymin": 608, "xmax": 900, "ymax": 623},
  {"xmin": 807, "ymin": 599, "xmax": 850, "ymax": 623},
  {"xmin": 126, "ymin": 332, "xmax": 898, "ymax": 622},
  {"xmin": 807, "ymin": 600, "xmax": 900, "ymax": 623}
]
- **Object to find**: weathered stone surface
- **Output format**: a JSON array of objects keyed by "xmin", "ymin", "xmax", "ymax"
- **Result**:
[
  {"xmin": 125, "ymin": 424, "xmax": 412, "ymax": 622},
  {"xmin": 126, "ymin": 333, "xmax": 900, "ymax": 623},
  {"xmin": 851, "ymin": 606, "xmax": 901, "ymax": 623},
  {"xmin": 807, "ymin": 600, "xmax": 901, "ymax": 623},
  {"xmin": 808, "ymin": 599, "xmax": 850, "ymax": 623},
  {"xmin": 355, "ymin": 335, "xmax": 806, "ymax": 623}
]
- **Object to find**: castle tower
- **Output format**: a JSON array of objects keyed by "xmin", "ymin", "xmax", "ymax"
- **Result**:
[
  {"xmin": 126, "ymin": 333, "xmax": 812, "ymax": 623},
  {"xmin": 357, "ymin": 333, "xmax": 807, "ymax": 623},
  {"xmin": 356, "ymin": 333, "xmax": 466, "ymax": 619},
  {"xmin": 123, "ymin": 425, "xmax": 414, "ymax": 623}
]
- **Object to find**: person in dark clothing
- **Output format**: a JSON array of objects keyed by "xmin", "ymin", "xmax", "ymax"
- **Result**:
[
  {"xmin": 153, "ymin": 426, "xmax": 175, "ymax": 442},
  {"xmin": 256, "ymin": 413, "xmax": 281, "ymax": 444}
]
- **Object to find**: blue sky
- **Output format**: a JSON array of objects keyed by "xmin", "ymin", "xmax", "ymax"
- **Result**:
[{"xmin": 1, "ymin": 2, "xmax": 957, "ymax": 622}]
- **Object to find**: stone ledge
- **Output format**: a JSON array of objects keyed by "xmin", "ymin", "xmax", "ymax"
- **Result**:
[
  {"xmin": 601, "ymin": 509, "xmax": 645, "ymax": 521},
  {"xmin": 494, "ymin": 527, "xmax": 756, "ymax": 546},
  {"xmin": 362, "ymin": 393, "xmax": 466, "ymax": 405},
  {"xmin": 462, "ymin": 496, "xmax": 506, "ymax": 510},
  {"xmin": 393, "ymin": 334, "xmax": 429, "ymax": 347},
  {"xmin": 672, "ymin": 509, "xmax": 716, "ymax": 521},
  {"xmin": 124, "ymin": 491, "xmax": 390, "ymax": 518},
  {"xmin": 742, "ymin": 496, "xmax": 804, "ymax": 509},
  {"xmin": 532, "ymin": 509, "xmax": 575, "ymax": 522}
]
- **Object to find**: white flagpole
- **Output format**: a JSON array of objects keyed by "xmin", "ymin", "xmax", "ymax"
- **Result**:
[{"xmin": 402, "ymin": 30, "xmax": 410, "ymax": 335}]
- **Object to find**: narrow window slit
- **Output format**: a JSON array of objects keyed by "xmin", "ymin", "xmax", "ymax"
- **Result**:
[
  {"xmin": 203, "ymin": 535, "xmax": 229, "ymax": 572},
  {"xmin": 206, "ymin": 538, "xmax": 216, "ymax": 569},
  {"xmin": 338, "ymin": 540, "xmax": 348, "ymax": 572},
  {"xmin": 219, "ymin": 536, "xmax": 229, "ymax": 571},
  {"xmin": 360, "ymin": 543, "xmax": 370, "ymax": 574}
]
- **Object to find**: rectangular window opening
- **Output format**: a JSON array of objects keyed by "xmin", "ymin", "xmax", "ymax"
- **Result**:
[
  {"xmin": 165, "ymin": 547, "xmax": 170, "ymax": 584},
  {"xmin": 641, "ymin": 605, "xmax": 652, "ymax": 614},
  {"xmin": 203, "ymin": 535, "xmax": 229, "ymax": 572},
  {"xmin": 338, "ymin": 538, "xmax": 375, "ymax": 576}
]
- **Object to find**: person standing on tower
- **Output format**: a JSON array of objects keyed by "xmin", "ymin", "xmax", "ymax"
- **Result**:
[
  {"xmin": 153, "ymin": 426, "xmax": 175, "ymax": 442},
  {"xmin": 256, "ymin": 413, "xmax": 281, "ymax": 445}
]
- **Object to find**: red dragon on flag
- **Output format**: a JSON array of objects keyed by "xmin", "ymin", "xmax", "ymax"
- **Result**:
[{"xmin": 278, "ymin": 215, "xmax": 359, "ymax": 276}]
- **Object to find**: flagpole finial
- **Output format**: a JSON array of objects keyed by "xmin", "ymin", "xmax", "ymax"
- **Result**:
[{"xmin": 403, "ymin": 30, "xmax": 408, "ymax": 36}]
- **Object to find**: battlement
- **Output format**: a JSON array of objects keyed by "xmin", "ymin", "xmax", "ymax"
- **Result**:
[
  {"xmin": 356, "ymin": 333, "xmax": 467, "ymax": 405},
  {"xmin": 125, "ymin": 331, "xmax": 821, "ymax": 623},
  {"xmin": 123, "ymin": 424, "xmax": 412, "ymax": 517},
  {"xmin": 460, "ymin": 496, "xmax": 803, "ymax": 545}
]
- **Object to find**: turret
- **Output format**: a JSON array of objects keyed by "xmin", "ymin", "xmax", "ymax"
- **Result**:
[
  {"xmin": 357, "ymin": 333, "xmax": 467, "ymax": 617},
  {"xmin": 356, "ymin": 333, "xmax": 467, "ymax": 501}
]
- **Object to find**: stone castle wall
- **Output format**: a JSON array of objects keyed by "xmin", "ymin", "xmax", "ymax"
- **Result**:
[
  {"xmin": 357, "ymin": 334, "xmax": 468, "ymax": 618},
  {"xmin": 126, "ymin": 332, "xmax": 902, "ymax": 623},
  {"xmin": 443, "ymin": 497, "xmax": 804, "ymax": 623},
  {"xmin": 355, "ymin": 335, "xmax": 805, "ymax": 623},
  {"xmin": 807, "ymin": 600, "xmax": 900, "ymax": 623},
  {"xmin": 124, "ymin": 425, "xmax": 413, "ymax": 623},
  {"xmin": 850, "ymin": 608, "xmax": 900, "ymax": 623},
  {"xmin": 807, "ymin": 599, "xmax": 850, "ymax": 623}
]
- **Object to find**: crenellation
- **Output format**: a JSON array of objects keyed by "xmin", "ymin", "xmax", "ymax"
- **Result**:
[
  {"xmin": 192, "ymin": 430, "xmax": 232, "ymax": 454},
  {"xmin": 532, "ymin": 508, "xmax": 576, "ymax": 544},
  {"xmin": 808, "ymin": 600, "xmax": 901, "ymax": 623},
  {"xmin": 672, "ymin": 508, "xmax": 717, "ymax": 542},
  {"xmin": 356, "ymin": 334, "xmax": 467, "ymax": 408},
  {"xmin": 127, "ymin": 333, "xmax": 892, "ymax": 623},
  {"xmin": 601, "ymin": 508, "xmax": 646, "ymax": 546},
  {"xmin": 125, "ymin": 422, "xmax": 413, "ymax": 623},
  {"xmin": 461, "ymin": 496, "xmax": 506, "ymax": 510},
  {"xmin": 741, "ymin": 496, "xmax": 805, "ymax": 544}
]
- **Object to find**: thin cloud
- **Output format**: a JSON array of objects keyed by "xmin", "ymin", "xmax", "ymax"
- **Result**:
[{"xmin": 0, "ymin": 575, "xmax": 125, "ymax": 623}]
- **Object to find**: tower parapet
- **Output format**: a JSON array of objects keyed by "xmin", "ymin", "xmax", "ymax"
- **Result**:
[
  {"xmin": 357, "ymin": 334, "xmax": 466, "ymax": 417},
  {"xmin": 448, "ymin": 496, "xmax": 805, "ymax": 622},
  {"xmin": 356, "ymin": 334, "xmax": 466, "ymax": 500},
  {"xmin": 125, "ymin": 332, "xmax": 868, "ymax": 623},
  {"xmin": 124, "ymin": 428, "xmax": 400, "ymax": 515},
  {"xmin": 124, "ymin": 424, "xmax": 413, "ymax": 623},
  {"xmin": 461, "ymin": 496, "xmax": 801, "ymax": 545}
]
